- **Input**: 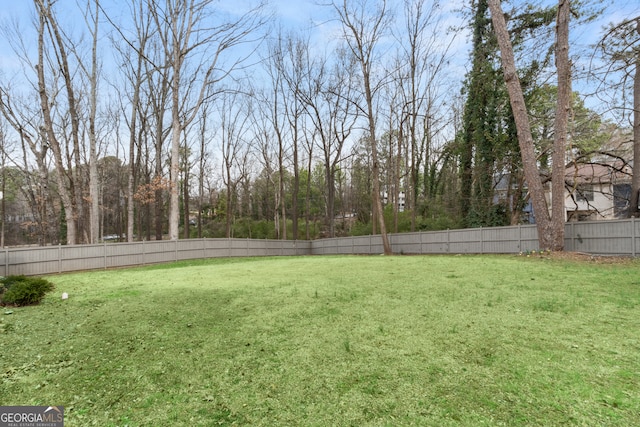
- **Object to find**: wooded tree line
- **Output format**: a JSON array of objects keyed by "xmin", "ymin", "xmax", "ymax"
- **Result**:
[{"xmin": 0, "ymin": 0, "xmax": 638, "ymax": 250}]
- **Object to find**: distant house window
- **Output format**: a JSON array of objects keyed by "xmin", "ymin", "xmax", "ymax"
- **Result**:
[
  {"xmin": 576, "ymin": 184, "xmax": 594, "ymax": 202},
  {"xmin": 614, "ymin": 184, "xmax": 631, "ymax": 217}
]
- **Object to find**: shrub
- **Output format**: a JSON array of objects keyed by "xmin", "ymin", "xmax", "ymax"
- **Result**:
[{"xmin": 0, "ymin": 275, "xmax": 55, "ymax": 306}]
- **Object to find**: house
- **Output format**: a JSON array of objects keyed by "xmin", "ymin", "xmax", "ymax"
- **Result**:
[
  {"xmin": 564, "ymin": 161, "xmax": 633, "ymax": 221},
  {"xmin": 382, "ymin": 191, "xmax": 406, "ymax": 212}
]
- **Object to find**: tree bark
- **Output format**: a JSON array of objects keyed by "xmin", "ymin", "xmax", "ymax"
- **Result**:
[
  {"xmin": 88, "ymin": 0, "xmax": 100, "ymax": 244},
  {"xmin": 34, "ymin": 2, "xmax": 77, "ymax": 245},
  {"xmin": 487, "ymin": 0, "xmax": 555, "ymax": 249},
  {"xmin": 366, "ymin": 85, "xmax": 391, "ymax": 254},
  {"xmin": 126, "ymin": 59, "xmax": 143, "ymax": 243},
  {"xmin": 629, "ymin": 18, "xmax": 640, "ymax": 217},
  {"xmin": 550, "ymin": 0, "xmax": 570, "ymax": 250},
  {"xmin": 333, "ymin": 0, "xmax": 392, "ymax": 254}
]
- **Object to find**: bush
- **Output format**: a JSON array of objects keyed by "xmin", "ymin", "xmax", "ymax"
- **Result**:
[{"xmin": 0, "ymin": 275, "xmax": 55, "ymax": 306}]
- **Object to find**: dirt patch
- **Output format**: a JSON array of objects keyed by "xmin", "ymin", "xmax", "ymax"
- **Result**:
[{"xmin": 533, "ymin": 251, "xmax": 637, "ymax": 265}]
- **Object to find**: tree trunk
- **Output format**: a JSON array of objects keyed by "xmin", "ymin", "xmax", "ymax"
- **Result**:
[
  {"xmin": 0, "ymin": 149, "xmax": 5, "ymax": 248},
  {"xmin": 126, "ymin": 69, "xmax": 142, "ymax": 243},
  {"xmin": 292, "ymin": 128, "xmax": 300, "ymax": 240},
  {"xmin": 35, "ymin": 5, "xmax": 77, "ymax": 245},
  {"xmin": 305, "ymin": 142, "xmax": 313, "ymax": 240},
  {"xmin": 183, "ymin": 141, "xmax": 190, "ymax": 239},
  {"xmin": 168, "ymin": 50, "xmax": 181, "ymax": 241},
  {"xmin": 327, "ymin": 166, "xmax": 335, "ymax": 237},
  {"xmin": 154, "ymin": 115, "xmax": 165, "ymax": 241},
  {"xmin": 368, "ymin": 116, "xmax": 391, "ymax": 253},
  {"xmin": 88, "ymin": 0, "xmax": 100, "ymax": 244},
  {"xmin": 629, "ymin": 18, "xmax": 640, "ymax": 217},
  {"xmin": 225, "ymin": 164, "xmax": 233, "ymax": 239},
  {"xmin": 487, "ymin": 0, "xmax": 554, "ymax": 249},
  {"xmin": 550, "ymin": 0, "xmax": 570, "ymax": 250},
  {"xmin": 363, "ymin": 59, "xmax": 391, "ymax": 253}
]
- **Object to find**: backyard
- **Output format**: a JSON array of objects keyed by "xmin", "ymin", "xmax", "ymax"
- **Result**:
[{"xmin": 1, "ymin": 254, "xmax": 639, "ymax": 426}]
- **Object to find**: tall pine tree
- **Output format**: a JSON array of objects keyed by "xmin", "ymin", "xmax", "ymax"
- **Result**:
[
  {"xmin": 459, "ymin": 0, "xmax": 555, "ymax": 227},
  {"xmin": 460, "ymin": 0, "xmax": 510, "ymax": 227}
]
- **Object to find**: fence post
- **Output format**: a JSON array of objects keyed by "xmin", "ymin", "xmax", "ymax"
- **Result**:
[
  {"xmin": 518, "ymin": 225, "xmax": 522, "ymax": 252},
  {"xmin": 4, "ymin": 248, "xmax": 8, "ymax": 276},
  {"xmin": 175, "ymin": 239, "xmax": 178, "ymax": 262},
  {"xmin": 632, "ymin": 217, "xmax": 636, "ymax": 257},
  {"xmin": 447, "ymin": 229, "xmax": 450, "ymax": 253},
  {"xmin": 104, "ymin": 240, "xmax": 107, "ymax": 270},
  {"xmin": 570, "ymin": 222, "xmax": 575, "ymax": 252},
  {"xmin": 142, "ymin": 240, "xmax": 146, "ymax": 265},
  {"xmin": 58, "ymin": 244, "xmax": 62, "ymax": 274},
  {"xmin": 480, "ymin": 227, "xmax": 483, "ymax": 254}
]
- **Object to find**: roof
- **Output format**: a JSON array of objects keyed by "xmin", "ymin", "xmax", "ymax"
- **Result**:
[{"xmin": 565, "ymin": 161, "xmax": 632, "ymax": 185}]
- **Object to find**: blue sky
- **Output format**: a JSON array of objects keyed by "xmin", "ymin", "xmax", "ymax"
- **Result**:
[
  {"xmin": 0, "ymin": 0, "xmax": 639, "ymax": 116},
  {"xmin": 1, "ymin": 0, "xmax": 638, "ymax": 54},
  {"xmin": 1, "ymin": 0, "xmax": 636, "ymax": 62}
]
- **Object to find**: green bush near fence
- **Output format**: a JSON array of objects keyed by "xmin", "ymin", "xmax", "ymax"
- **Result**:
[{"xmin": 0, "ymin": 275, "xmax": 55, "ymax": 306}]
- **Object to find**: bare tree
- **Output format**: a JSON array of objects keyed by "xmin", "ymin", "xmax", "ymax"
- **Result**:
[
  {"xmin": 34, "ymin": 0, "xmax": 82, "ymax": 244},
  {"xmin": 635, "ymin": 19, "xmax": 640, "ymax": 217},
  {"xmin": 0, "ymin": 86, "xmax": 56, "ymax": 245},
  {"xmin": 195, "ymin": 99, "xmax": 213, "ymax": 238},
  {"xmin": 396, "ymin": 0, "xmax": 456, "ymax": 231},
  {"xmin": 109, "ymin": 0, "xmax": 154, "ymax": 242},
  {"xmin": 262, "ymin": 36, "xmax": 290, "ymax": 239},
  {"xmin": 148, "ymin": 0, "xmax": 265, "ymax": 240},
  {"xmin": 296, "ymin": 46, "xmax": 359, "ymax": 237},
  {"xmin": 273, "ymin": 33, "xmax": 316, "ymax": 239},
  {"xmin": 250, "ymin": 90, "xmax": 278, "ymax": 231},
  {"xmin": 303, "ymin": 129, "xmax": 316, "ymax": 240},
  {"xmin": 264, "ymin": 31, "xmax": 314, "ymax": 240},
  {"xmin": 0, "ymin": 119, "xmax": 8, "ymax": 247},
  {"xmin": 219, "ymin": 91, "xmax": 251, "ymax": 238},
  {"xmin": 278, "ymin": 34, "xmax": 308, "ymax": 240},
  {"xmin": 332, "ymin": 0, "xmax": 392, "ymax": 254},
  {"xmin": 83, "ymin": 0, "xmax": 100, "ymax": 243},
  {"xmin": 380, "ymin": 82, "xmax": 403, "ymax": 233},
  {"xmin": 595, "ymin": 16, "xmax": 640, "ymax": 217}
]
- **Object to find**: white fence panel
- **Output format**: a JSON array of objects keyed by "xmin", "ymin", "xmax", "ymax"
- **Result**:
[
  {"xmin": 351, "ymin": 236, "xmax": 374, "ymax": 254},
  {"xmin": 450, "ymin": 229, "xmax": 482, "ymax": 254},
  {"xmin": 204, "ymin": 239, "xmax": 233, "ymax": 258},
  {"xmin": 566, "ymin": 220, "xmax": 636, "ymax": 256},
  {"xmin": 106, "ymin": 242, "xmax": 147, "ymax": 268},
  {"xmin": 140, "ymin": 241, "xmax": 178, "ymax": 265},
  {"xmin": 421, "ymin": 231, "xmax": 450, "ymax": 253},
  {"xmin": 390, "ymin": 233, "xmax": 421, "ymax": 254},
  {"xmin": 5, "ymin": 247, "xmax": 59, "ymax": 275},
  {"xmin": 61, "ymin": 245, "xmax": 104, "ymax": 272}
]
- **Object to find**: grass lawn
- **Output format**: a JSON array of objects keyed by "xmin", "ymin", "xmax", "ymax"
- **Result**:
[{"xmin": 1, "ymin": 254, "xmax": 639, "ymax": 426}]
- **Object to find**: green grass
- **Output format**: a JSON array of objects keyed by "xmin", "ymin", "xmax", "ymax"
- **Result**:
[{"xmin": 1, "ymin": 255, "xmax": 639, "ymax": 426}]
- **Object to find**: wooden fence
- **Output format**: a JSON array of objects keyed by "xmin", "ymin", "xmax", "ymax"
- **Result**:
[
  {"xmin": 1, "ymin": 238, "xmax": 311, "ymax": 276},
  {"xmin": 1, "ymin": 218, "xmax": 637, "ymax": 276},
  {"xmin": 313, "ymin": 219, "xmax": 639, "ymax": 257}
]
